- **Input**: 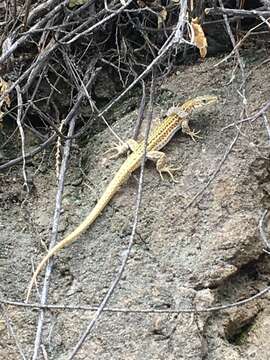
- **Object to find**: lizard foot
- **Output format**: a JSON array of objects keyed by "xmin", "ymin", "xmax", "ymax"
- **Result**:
[
  {"xmin": 188, "ymin": 129, "xmax": 202, "ymax": 142},
  {"xmin": 158, "ymin": 166, "xmax": 181, "ymax": 183},
  {"xmin": 104, "ymin": 139, "xmax": 139, "ymax": 160},
  {"xmin": 104, "ymin": 142, "xmax": 130, "ymax": 160}
]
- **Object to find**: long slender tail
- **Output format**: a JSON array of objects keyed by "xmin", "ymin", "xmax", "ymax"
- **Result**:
[{"xmin": 26, "ymin": 162, "xmax": 131, "ymax": 301}]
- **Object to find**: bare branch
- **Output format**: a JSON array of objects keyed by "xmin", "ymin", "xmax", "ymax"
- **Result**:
[{"xmin": 206, "ymin": 6, "xmax": 270, "ymax": 18}]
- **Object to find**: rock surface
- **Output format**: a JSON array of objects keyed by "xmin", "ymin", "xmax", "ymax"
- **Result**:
[{"xmin": 1, "ymin": 55, "xmax": 270, "ymax": 359}]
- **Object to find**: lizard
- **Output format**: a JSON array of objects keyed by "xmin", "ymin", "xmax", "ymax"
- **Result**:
[{"xmin": 26, "ymin": 95, "xmax": 217, "ymax": 301}]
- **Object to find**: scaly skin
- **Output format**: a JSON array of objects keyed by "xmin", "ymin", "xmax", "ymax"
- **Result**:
[{"xmin": 26, "ymin": 95, "xmax": 217, "ymax": 301}]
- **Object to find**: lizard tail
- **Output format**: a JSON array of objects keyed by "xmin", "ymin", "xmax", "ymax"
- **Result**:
[
  {"xmin": 26, "ymin": 198, "xmax": 108, "ymax": 302},
  {"xmin": 26, "ymin": 163, "xmax": 131, "ymax": 302}
]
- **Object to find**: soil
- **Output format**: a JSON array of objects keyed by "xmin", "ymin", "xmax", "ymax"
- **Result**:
[{"xmin": 1, "ymin": 51, "xmax": 270, "ymax": 359}]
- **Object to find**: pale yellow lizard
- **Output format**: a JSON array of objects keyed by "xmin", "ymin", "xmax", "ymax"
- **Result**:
[{"xmin": 26, "ymin": 95, "xmax": 217, "ymax": 301}]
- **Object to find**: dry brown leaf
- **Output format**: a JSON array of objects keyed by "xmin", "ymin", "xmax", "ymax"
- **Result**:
[
  {"xmin": 137, "ymin": 0, "xmax": 146, "ymax": 6},
  {"xmin": 0, "ymin": 78, "xmax": 10, "ymax": 101},
  {"xmin": 158, "ymin": 7, "xmax": 167, "ymax": 29},
  {"xmin": 137, "ymin": 0, "xmax": 159, "ymax": 7},
  {"xmin": 0, "ymin": 77, "xmax": 10, "ymax": 124},
  {"xmin": 191, "ymin": 17, "xmax": 207, "ymax": 59},
  {"xmin": 68, "ymin": 0, "xmax": 87, "ymax": 8}
]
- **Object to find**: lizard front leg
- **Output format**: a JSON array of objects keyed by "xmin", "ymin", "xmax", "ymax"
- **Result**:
[
  {"xmin": 147, "ymin": 150, "xmax": 180, "ymax": 183},
  {"xmin": 105, "ymin": 139, "xmax": 139, "ymax": 159},
  {"xmin": 180, "ymin": 119, "xmax": 202, "ymax": 141}
]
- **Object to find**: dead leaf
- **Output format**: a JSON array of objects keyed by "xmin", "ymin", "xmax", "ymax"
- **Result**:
[
  {"xmin": 68, "ymin": 0, "xmax": 87, "ymax": 8},
  {"xmin": 158, "ymin": 7, "xmax": 167, "ymax": 29},
  {"xmin": 191, "ymin": 17, "xmax": 207, "ymax": 59},
  {"xmin": 0, "ymin": 77, "xmax": 10, "ymax": 125},
  {"xmin": 137, "ymin": 0, "xmax": 146, "ymax": 6}
]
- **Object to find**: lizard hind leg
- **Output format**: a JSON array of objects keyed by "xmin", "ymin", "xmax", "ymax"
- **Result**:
[
  {"xmin": 104, "ymin": 139, "xmax": 139, "ymax": 160},
  {"xmin": 147, "ymin": 150, "xmax": 181, "ymax": 183}
]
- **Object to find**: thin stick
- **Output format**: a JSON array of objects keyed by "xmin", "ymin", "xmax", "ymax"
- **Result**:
[
  {"xmin": 183, "ymin": 129, "xmax": 240, "ymax": 211},
  {"xmin": 15, "ymin": 85, "xmax": 29, "ymax": 192},
  {"xmin": 205, "ymin": 6, "xmax": 270, "ymax": 18},
  {"xmin": 222, "ymin": 98, "xmax": 270, "ymax": 131},
  {"xmin": 31, "ymin": 65, "xmax": 97, "ymax": 359},
  {"xmin": 0, "ymin": 304, "xmax": 27, "ymax": 360},
  {"xmin": 1, "ymin": 285, "xmax": 269, "ymax": 314},
  {"xmin": 258, "ymin": 210, "xmax": 270, "ymax": 250},
  {"xmin": 31, "ymin": 117, "xmax": 76, "ymax": 360},
  {"xmin": 184, "ymin": 0, "xmax": 247, "ymax": 211},
  {"xmin": 67, "ymin": 69, "xmax": 156, "ymax": 360}
]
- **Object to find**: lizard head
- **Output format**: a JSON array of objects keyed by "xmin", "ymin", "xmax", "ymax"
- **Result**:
[{"xmin": 181, "ymin": 95, "xmax": 218, "ymax": 113}]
